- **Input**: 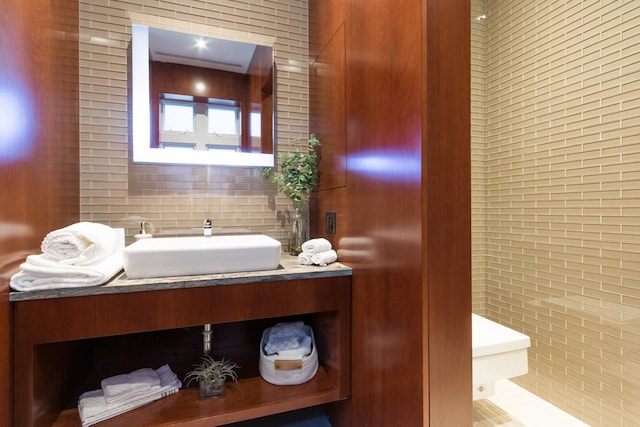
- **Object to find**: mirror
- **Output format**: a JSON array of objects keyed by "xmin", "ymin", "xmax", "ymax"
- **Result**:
[{"xmin": 132, "ymin": 25, "xmax": 275, "ymax": 167}]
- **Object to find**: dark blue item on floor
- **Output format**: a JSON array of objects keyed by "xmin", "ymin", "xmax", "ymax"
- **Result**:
[{"xmin": 225, "ymin": 407, "xmax": 331, "ymax": 427}]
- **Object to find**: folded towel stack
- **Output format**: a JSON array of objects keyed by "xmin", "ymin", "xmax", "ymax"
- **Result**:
[
  {"xmin": 10, "ymin": 222, "xmax": 125, "ymax": 291},
  {"xmin": 297, "ymin": 238, "xmax": 337, "ymax": 267},
  {"xmin": 264, "ymin": 321, "xmax": 313, "ymax": 358},
  {"xmin": 101, "ymin": 368, "xmax": 161, "ymax": 404},
  {"xmin": 78, "ymin": 364, "xmax": 181, "ymax": 427}
]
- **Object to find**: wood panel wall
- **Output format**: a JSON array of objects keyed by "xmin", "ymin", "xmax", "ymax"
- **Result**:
[
  {"xmin": 344, "ymin": 1, "xmax": 426, "ymax": 423},
  {"xmin": 424, "ymin": 0, "xmax": 472, "ymax": 424},
  {"xmin": 0, "ymin": 1, "xmax": 79, "ymax": 425},
  {"xmin": 311, "ymin": 0, "xmax": 471, "ymax": 425}
]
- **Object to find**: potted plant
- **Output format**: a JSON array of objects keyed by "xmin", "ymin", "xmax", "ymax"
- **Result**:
[
  {"xmin": 263, "ymin": 134, "xmax": 321, "ymax": 255},
  {"xmin": 184, "ymin": 355, "xmax": 239, "ymax": 400}
]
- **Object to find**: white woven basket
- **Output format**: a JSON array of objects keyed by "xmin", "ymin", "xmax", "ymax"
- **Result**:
[{"xmin": 259, "ymin": 325, "xmax": 318, "ymax": 386}]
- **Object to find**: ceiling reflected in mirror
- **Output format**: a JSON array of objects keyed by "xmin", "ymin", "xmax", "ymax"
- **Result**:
[{"xmin": 148, "ymin": 27, "xmax": 257, "ymax": 73}]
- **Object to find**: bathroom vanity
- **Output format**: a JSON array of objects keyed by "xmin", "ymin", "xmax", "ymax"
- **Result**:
[{"xmin": 10, "ymin": 257, "xmax": 351, "ymax": 426}]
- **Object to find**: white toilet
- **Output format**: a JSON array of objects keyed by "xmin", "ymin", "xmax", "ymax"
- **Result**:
[{"xmin": 472, "ymin": 314, "xmax": 531, "ymax": 400}]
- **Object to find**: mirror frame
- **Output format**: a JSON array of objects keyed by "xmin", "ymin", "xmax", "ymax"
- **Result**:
[{"xmin": 131, "ymin": 24, "xmax": 275, "ymax": 167}]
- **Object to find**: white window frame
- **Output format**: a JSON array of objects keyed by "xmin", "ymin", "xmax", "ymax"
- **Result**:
[{"xmin": 159, "ymin": 99, "xmax": 242, "ymax": 151}]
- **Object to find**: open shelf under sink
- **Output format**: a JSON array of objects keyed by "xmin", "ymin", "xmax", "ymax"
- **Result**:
[{"xmin": 53, "ymin": 367, "xmax": 340, "ymax": 427}]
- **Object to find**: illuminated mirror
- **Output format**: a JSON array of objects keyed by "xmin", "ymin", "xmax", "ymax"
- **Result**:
[{"xmin": 132, "ymin": 25, "xmax": 275, "ymax": 167}]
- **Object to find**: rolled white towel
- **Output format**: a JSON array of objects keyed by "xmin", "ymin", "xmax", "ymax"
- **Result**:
[
  {"xmin": 301, "ymin": 238, "xmax": 332, "ymax": 254},
  {"xmin": 297, "ymin": 252, "xmax": 313, "ymax": 265},
  {"xmin": 41, "ymin": 222, "xmax": 119, "ymax": 266},
  {"xmin": 311, "ymin": 249, "xmax": 337, "ymax": 267},
  {"xmin": 9, "ymin": 250, "xmax": 124, "ymax": 291}
]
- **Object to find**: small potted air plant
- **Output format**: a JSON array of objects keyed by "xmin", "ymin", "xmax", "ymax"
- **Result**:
[{"xmin": 184, "ymin": 355, "xmax": 240, "ymax": 400}]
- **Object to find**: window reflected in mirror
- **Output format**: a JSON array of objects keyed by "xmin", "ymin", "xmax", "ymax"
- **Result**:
[{"xmin": 159, "ymin": 96, "xmax": 242, "ymax": 152}]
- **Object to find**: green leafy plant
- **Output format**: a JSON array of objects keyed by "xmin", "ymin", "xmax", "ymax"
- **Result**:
[
  {"xmin": 184, "ymin": 355, "xmax": 239, "ymax": 386},
  {"xmin": 262, "ymin": 134, "xmax": 321, "ymax": 208}
]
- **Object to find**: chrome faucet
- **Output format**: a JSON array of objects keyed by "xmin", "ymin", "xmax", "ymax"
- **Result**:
[{"xmin": 204, "ymin": 218, "xmax": 212, "ymax": 237}]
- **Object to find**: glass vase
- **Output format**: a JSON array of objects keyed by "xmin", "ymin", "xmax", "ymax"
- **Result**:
[
  {"xmin": 290, "ymin": 206, "xmax": 304, "ymax": 256},
  {"xmin": 199, "ymin": 378, "xmax": 226, "ymax": 400}
]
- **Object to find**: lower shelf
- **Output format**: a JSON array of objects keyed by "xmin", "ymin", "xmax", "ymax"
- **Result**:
[{"xmin": 53, "ymin": 367, "xmax": 342, "ymax": 427}]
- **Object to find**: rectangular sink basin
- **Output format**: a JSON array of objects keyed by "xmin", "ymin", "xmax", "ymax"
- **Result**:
[{"xmin": 123, "ymin": 235, "xmax": 281, "ymax": 279}]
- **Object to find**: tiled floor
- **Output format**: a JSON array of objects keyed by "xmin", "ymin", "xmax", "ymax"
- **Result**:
[{"xmin": 473, "ymin": 380, "xmax": 590, "ymax": 427}]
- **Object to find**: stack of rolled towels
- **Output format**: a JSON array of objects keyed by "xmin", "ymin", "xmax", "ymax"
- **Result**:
[
  {"xmin": 297, "ymin": 238, "xmax": 337, "ymax": 266},
  {"xmin": 10, "ymin": 222, "xmax": 124, "ymax": 291},
  {"xmin": 77, "ymin": 364, "xmax": 181, "ymax": 427}
]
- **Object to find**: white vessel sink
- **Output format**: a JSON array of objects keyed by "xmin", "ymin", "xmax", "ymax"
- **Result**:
[{"xmin": 123, "ymin": 235, "xmax": 282, "ymax": 279}]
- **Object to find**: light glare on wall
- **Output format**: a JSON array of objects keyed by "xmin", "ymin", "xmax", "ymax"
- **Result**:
[{"xmin": 0, "ymin": 86, "xmax": 36, "ymax": 163}]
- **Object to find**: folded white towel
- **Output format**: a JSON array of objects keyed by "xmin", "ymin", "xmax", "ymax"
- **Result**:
[
  {"xmin": 101, "ymin": 368, "xmax": 161, "ymax": 404},
  {"xmin": 301, "ymin": 238, "xmax": 332, "ymax": 254},
  {"xmin": 264, "ymin": 321, "xmax": 308, "ymax": 355},
  {"xmin": 100, "ymin": 374, "xmax": 130, "ymax": 400},
  {"xmin": 78, "ymin": 365, "xmax": 181, "ymax": 427},
  {"xmin": 9, "ymin": 250, "xmax": 123, "ymax": 291},
  {"xmin": 277, "ymin": 335, "xmax": 313, "ymax": 358},
  {"xmin": 127, "ymin": 368, "xmax": 162, "ymax": 389},
  {"xmin": 9, "ymin": 227, "xmax": 124, "ymax": 292},
  {"xmin": 297, "ymin": 252, "xmax": 313, "ymax": 265},
  {"xmin": 41, "ymin": 222, "xmax": 120, "ymax": 266},
  {"xmin": 311, "ymin": 249, "xmax": 337, "ymax": 267}
]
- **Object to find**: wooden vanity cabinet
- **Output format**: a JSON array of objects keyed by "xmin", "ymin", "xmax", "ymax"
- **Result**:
[{"xmin": 12, "ymin": 275, "xmax": 351, "ymax": 427}]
